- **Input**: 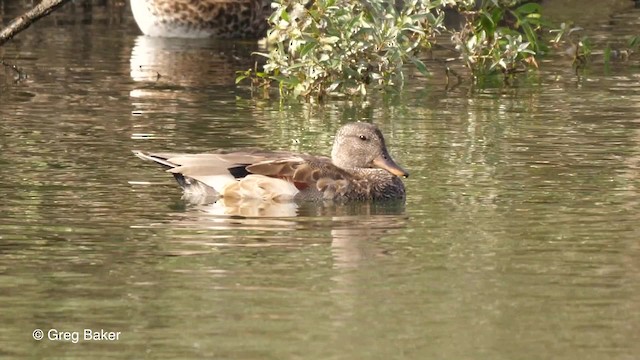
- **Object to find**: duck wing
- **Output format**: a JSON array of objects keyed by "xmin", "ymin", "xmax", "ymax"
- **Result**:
[
  {"xmin": 133, "ymin": 149, "xmax": 307, "ymax": 189},
  {"xmin": 246, "ymin": 156, "xmax": 355, "ymax": 198},
  {"xmin": 135, "ymin": 149, "xmax": 293, "ymax": 177},
  {"xmin": 134, "ymin": 150, "xmax": 357, "ymax": 200}
]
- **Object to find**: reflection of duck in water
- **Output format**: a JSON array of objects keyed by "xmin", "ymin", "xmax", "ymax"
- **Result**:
[
  {"xmin": 133, "ymin": 122, "xmax": 409, "ymax": 204},
  {"xmin": 129, "ymin": 36, "xmax": 259, "ymax": 87},
  {"xmin": 131, "ymin": 0, "xmax": 272, "ymax": 38}
]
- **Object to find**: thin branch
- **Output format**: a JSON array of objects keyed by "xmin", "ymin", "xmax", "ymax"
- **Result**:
[
  {"xmin": 0, "ymin": 0, "xmax": 72, "ymax": 47},
  {"xmin": 1, "ymin": 59, "xmax": 26, "ymax": 81}
]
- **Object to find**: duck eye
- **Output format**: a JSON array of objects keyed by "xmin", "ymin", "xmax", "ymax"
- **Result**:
[{"xmin": 359, "ymin": 135, "xmax": 367, "ymax": 141}]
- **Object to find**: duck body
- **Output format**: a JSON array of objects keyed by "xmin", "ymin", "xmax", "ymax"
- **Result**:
[
  {"xmin": 131, "ymin": 0, "xmax": 271, "ymax": 39},
  {"xmin": 134, "ymin": 123, "xmax": 408, "ymax": 203}
]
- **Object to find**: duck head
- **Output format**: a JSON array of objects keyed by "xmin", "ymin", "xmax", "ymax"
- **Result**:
[{"xmin": 331, "ymin": 122, "xmax": 409, "ymax": 178}]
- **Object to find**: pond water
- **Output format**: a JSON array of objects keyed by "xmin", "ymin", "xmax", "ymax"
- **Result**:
[{"xmin": 1, "ymin": 1, "xmax": 640, "ymax": 359}]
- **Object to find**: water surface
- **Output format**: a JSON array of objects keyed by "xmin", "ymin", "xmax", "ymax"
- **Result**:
[{"xmin": 1, "ymin": 1, "xmax": 640, "ymax": 359}]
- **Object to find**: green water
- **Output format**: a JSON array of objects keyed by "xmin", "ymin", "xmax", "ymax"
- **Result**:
[{"xmin": 1, "ymin": 1, "xmax": 639, "ymax": 359}]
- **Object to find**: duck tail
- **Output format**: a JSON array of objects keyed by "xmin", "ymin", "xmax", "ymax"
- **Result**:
[
  {"xmin": 132, "ymin": 150, "xmax": 194, "ymax": 190},
  {"xmin": 132, "ymin": 150, "xmax": 176, "ymax": 169}
]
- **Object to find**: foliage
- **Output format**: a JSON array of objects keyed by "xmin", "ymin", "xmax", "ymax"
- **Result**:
[
  {"xmin": 237, "ymin": 0, "xmax": 456, "ymax": 99},
  {"xmin": 549, "ymin": 23, "xmax": 591, "ymax": 68},
  {"xmin": 236, "ymin": 0, "xmax": 636, "ymax": 100},
  {"xmin": 602, "ymin": 35, "xmax": 639, "ymax": 70},
  {"xmin": 451, "ymin": 0, "xmax": 544, "ymax": 78},
  {"xmin": 550, "ymin": 24, "xmax": 639, "ymax": 72}
]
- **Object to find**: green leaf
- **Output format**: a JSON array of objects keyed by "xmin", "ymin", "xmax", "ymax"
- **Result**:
[
  {"xmin": 321, "ymin": 36, "xmax": 340, "ymax": 44},
  {"xmin": 521, "ymin": 24, "xmax": 538, "ymax": 53},
  {"xmin": 280, "ymin": 8, "xmax": 289, "ymax": 22},
  {"xmin": 490, "ymin": 7, "xmax": 504, "ymax": 25},
  {"xmin": 518, "ymin": 42, "xmax": 531, "ymax": 52},
  {"xmin": 479, "ymin": 11, "xmax": 496, "ymax": 34},
  {"xmin": 273, "ymin": 74, "xmax": 300, "ymax": 86},
  {"xmin": 299, "ymin": 42, "xmax": 318, "ymax": 57},
  {"xmin": 409, "ymin": 13, "xmax": 430, "ymax": 22},
  {"xmin": 412, "ymin": 58, "xmax": 429, "ymax": 76},
  {"xmin": 326, "ymin": 80, "xmax": 341, "ymax": 93},
  {"xmin": 516, "ymin": 2, "xmax": 541, "ymax": 15}
]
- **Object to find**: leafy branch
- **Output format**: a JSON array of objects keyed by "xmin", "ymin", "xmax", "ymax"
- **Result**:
[
  {"xmin": 236, "ymin": 0, "xmax": 638, "ymax": 99},
  {"xmin": 239, "ymin": 0, "xmax": 453, "ymax": 100}
]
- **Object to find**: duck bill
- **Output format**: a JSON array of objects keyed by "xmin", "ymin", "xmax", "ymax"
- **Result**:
[{"xmin": 372, "ymin": 153, "xmax": 409, "ymax": 178}]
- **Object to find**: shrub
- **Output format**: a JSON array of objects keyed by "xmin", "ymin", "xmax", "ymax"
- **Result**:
[{"xmin": 236, "ymin": 0, "xmax": 564, "ymax": 99}]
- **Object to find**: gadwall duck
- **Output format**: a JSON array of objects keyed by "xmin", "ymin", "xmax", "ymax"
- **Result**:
[
  {"xmin": 131, "ymin": 0, "xmax": 271, "ymax": 38},
  {"xmin": 133, "ymin": 123, "xmax": 408, "ymax": 202}
]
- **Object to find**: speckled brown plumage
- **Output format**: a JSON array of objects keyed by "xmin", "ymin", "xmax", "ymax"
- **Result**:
[{"xmin": 131, "ymin": 0, "xmax": 271, "ymax": 38}]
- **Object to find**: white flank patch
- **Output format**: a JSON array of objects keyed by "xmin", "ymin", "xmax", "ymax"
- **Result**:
[
  {"xmin": 130, "ymin": 1, "xmax": 156, "ymax": 36},
  {"xmin": 194, "ymin": 174, "xmax": 237, "ymax": 194},
  {"xmin": 222, "ymin": 175, "xmax": 299, "ymax": 202},
  {"xmin": 131, "ymin": 0, "xmax": 216, "ymax": 38}
]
